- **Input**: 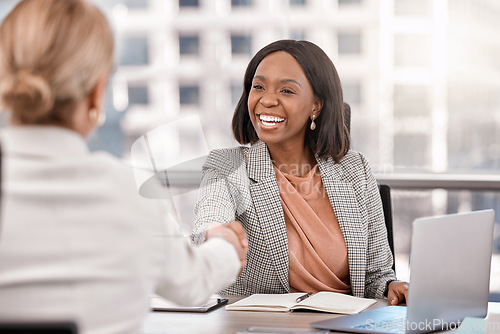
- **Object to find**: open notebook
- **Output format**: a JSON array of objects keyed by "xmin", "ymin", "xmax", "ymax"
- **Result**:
[{"xmin": 226, "ymin": 292, "xmax": 376, "ymax": 314}]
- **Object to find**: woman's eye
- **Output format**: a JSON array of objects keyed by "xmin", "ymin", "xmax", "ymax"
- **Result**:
[
  {"xmin": 282, "ymin": 89, "xmax": 295, "ymax": 94},
  {"xmin": 252, "ymin": 84, "xmax": 264, "ymax": 90}
]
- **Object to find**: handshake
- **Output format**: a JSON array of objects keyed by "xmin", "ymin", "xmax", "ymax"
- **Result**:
[{"xmin": 206, "ymin": 221, "xmax": 249, "ymax": 274}]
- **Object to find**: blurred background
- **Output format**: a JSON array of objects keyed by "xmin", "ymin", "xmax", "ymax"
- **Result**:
[{"xmin": 1, "ymin": 0, "xmax": 500, "ymax": 295}]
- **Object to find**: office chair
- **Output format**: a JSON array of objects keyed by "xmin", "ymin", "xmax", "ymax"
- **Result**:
[
  {"xmin": 378, "ymin": 184, "xmax": 396, "ymax": 273},
  {"xmin": 0, "ymin": 323, "xmax": 77, "ymax": 334}
]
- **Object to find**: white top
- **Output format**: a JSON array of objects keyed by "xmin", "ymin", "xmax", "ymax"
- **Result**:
[{"xmin": 0, "ymin": 126, "xmax": 240, "ymax": 334}]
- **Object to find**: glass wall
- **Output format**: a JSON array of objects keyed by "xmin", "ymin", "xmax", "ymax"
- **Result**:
[{"xmin": 1, "ymin": 0, "xmax": 499, "ymax": 294}]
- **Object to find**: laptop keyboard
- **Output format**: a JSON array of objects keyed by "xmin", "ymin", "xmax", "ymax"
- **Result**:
[{"xmin": 353, "ymin": 316, "xmax": 407, "ymax": 333}]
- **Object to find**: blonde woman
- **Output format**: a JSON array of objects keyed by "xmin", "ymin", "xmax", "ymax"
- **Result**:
[{"xmin": 0, "ymin": 1, "xmax": 247, "ymax": 333}]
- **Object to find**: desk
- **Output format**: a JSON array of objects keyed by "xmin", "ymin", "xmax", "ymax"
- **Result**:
[{"xmin": 141, "ymin": 297, "xmax": 475, "ymax": 334}]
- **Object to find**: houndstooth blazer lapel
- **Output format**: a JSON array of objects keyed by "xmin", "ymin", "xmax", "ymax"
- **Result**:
[
  {"xmin": 247, "ymin": 141, "xmax": 290, "ymax": 291},
  {"xmin": 317, "ymin": 157, "xmax": 367, "ymax": 297}
]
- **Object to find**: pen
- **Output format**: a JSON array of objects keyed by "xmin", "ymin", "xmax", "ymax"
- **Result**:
[{"xmin": 295, "ymin": 292, "xmax": 313, "ymax": 303}]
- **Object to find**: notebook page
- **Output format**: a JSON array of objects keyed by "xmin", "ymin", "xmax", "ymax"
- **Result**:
[
  {"xmin": 292, "ymin": 291, "xmax": 376, "ymax": 314},
  {"xmin": 226, "ymin": 293, "xmax": 304, "ymax": 312}
]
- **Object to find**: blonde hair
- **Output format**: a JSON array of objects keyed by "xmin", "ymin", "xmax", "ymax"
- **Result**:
[{"xmin": 0, "ymin": 0, "xmax": 114, "ymax": 125}]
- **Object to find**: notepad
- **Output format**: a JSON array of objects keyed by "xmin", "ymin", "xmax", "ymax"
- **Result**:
[
  {"xmin": 151, "ymin": 295, "xmax": 228, "ymax": 313},
  {"xmin": 225, "ymin": 292, "xmax": 376, "ymax": 315}
]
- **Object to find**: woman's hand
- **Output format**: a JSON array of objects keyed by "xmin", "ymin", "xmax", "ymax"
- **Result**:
[
  {"xmin": 387, "ymin": 280, "xmax": 409, "ymax": 305},
  {"xmin": 206, "ymin": 221, "xmax": 249, "ymax": 274}
]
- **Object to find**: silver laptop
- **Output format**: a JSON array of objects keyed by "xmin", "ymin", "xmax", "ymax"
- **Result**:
[{"xmin": 310, "ymin": 209, "xmax": 495, "ymax": 334}]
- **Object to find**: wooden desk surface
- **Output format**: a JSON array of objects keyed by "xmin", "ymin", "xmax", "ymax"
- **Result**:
[{"xmin": 141, "ymin": 297, "xmax": 391, "ymax": 334}]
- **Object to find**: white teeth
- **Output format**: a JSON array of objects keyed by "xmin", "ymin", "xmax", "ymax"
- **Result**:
[{"xmin": 259, "ymin": 115, "xmax": 285, "ymax": 123}]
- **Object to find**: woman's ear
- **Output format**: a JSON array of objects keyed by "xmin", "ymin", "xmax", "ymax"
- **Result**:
[
  {"xmin": 313, "ymin": 98, "xmax": 324, "ymax": 117},
  {"xmin": 88, "ymin": 75, "xmax": 108, "ymax": 112}
]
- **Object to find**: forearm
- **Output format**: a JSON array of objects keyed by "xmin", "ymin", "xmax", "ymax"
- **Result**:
[
  {"xmin": 155, "ymin": 237, "xmax": 240, "ymax": 306},
  {"xmin": 192, "ymin": 169, "xmax": 237, "ymax": 245}
]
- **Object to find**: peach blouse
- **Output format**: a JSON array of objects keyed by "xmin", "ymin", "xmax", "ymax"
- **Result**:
[{"xmin": 274, "ymin": 164, "xmax": 351, "ymax": 294}]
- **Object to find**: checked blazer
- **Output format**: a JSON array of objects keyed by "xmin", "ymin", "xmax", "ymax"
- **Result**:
[{"xmin": 192, "ymin": 140, "xmax": 397, "ymax": 298}]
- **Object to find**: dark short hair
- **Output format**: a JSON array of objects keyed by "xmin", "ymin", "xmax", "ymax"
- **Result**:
[{"xmin": 232, "ymin": 39, "xmax": 350, "ymax": 162}]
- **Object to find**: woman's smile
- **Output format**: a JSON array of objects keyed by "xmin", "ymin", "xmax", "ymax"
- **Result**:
[{"xmin": 257, "ymin": 114, "xmax": 286, "ymax": 129}]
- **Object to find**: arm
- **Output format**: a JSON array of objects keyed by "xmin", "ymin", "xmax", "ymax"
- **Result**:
[
  {"xmin": 359, "ymin": 153, "xmax": 398, "ymax": 298},
  {"xmin": 192, "ymin": 157, "xmax": 239, "ymax": 245},
  {"xmin": 153, "ymin": 197, "xmax": 242, "ymax": 306}
]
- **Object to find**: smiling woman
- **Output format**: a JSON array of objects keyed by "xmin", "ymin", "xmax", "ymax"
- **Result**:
[{"xmin": 192, "ymin": 39, "xmax": 409, "ymax": 304}]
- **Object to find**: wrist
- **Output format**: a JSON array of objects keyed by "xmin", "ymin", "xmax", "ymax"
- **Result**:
[
  {"xmin": 206, "ymin": 223, "xmax": 223, "ymax": 240},
  {"xmin": 384, "ymin": 279, "xmax": 397, "ymax": 297}
]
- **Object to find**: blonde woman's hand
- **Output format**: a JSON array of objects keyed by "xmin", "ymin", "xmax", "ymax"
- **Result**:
[{"xmin": 206, "ymin": 221, "xmax": 248, "ymax": 274}]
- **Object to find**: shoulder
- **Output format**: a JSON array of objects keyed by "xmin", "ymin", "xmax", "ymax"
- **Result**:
[
  {"xmin": 336, "ymin": 150, "xmax": 373, "ymax": 181},
  {"xmin": 339, "ymin": 150, "xmax": 368, "ymax": 165},
  {"xmin": 84, "ymin": 152, "xmax": 158, "ymax": 202},
  {"xmin": 203, "ymin": 145, "xmax": 250, "ymax": 175}
]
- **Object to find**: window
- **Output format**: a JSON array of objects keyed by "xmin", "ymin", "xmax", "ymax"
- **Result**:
[
  {"xmin": 338, "ymin": 0, "xmax": 362, "ymax": 5},
  {"xmin": 123, "ymin": 0, "xmax": 149, "ymax": 9},
  {"xmin": 343, "ymin": 82, "xmax": 362, "ymax": 105},
  {"xmin": 128, "ymin": 85, "xmax": 149, "ymax": 106},
  {"xmin": 338, "ymin": 31, "xmax": 362, "ymax": 55},
  {"xmin": 393, "ymin": 85, "xmax": 430, "ymax": 116},
  {"xmin": 394, "ymin": 0, "xmax": 431, "ymax": 16},
  {"xmin": 231, "ymin": 83, "xmax": 242, "ymax": 107},
  {"xmin": 87, "ymin": 91, "xmax": 123, "ymax": 157},
  {"xmin": 179, "ymin": 0, "xmax": 199, "ymax": 8},
  {"xmin": 232, "ymin": 0, "xmax": 253, "ymax": 7},
  {"xmin": 179, "ymin": 35, "xmax": 200, "ymax": 56},
  {"xmin": 394, "ymin": 134, "xmax": 430, "ymax": 169},
  {"xmin": 448, "ymin": 84, "xmax": 500, "ymax": 171},
  {"xmin": 290, "ymin": 30, "xmax": 306, "ymax": 40},
  {"xmin": 179, "ymin": 85, "xmax": 200, "ymax": 105},
  {"xmin": 231, "ymin": 34, "xmax": 252, "ymax": 56},
  {"xmin": 119, "ymin": 36, "xmax": 148, "ymax": 66},
  {"xmin": 394, "ymin": 34, "xmax": 430, "ymax": 67}
]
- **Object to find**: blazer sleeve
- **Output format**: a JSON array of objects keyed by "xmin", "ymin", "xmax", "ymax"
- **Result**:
[
  {"xmin": 359, "ymin": 153, "xmax": 397, "ymax": 298},
  {"xmin": 152, "ymin": 198, "xmax": 240, "ymax": 306},
  {"xmin": 191, "ymin": 151, "xmax": 238, "ymax": 245}
]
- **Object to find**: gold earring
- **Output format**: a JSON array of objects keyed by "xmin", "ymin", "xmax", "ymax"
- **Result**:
[
  {"xmin": 310, "ymin": 114, "xmax": 316, "ymax": 131},
  {"xmin": 89, "ymin": 108, "xmax": 99, "ymax": 124}
]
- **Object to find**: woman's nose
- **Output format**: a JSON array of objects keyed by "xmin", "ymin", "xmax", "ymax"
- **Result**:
[{"xmin": 259, "ymin": 91, "xmax": 279, "ymax": 107}]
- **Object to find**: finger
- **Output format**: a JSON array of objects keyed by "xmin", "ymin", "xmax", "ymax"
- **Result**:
[
  {"xmin": 387, "ymin": 290, "xmax": 397, "ymax": 305},
  {"xmin": 401, "ymin": 285, "xmax": 409, "ymax": 303},
  {"xmin": 399, "ymin": 283, "xmax": 409, "ymax": 303},
  {"xmin": 238, "ymin": 260, "xmax": 247, "ymax": 276},
  {"xmin": 395, "ymin": 286, "xmax": 407, "ymax": 304},
  {"xmin": 388, "ymin": 287, "xmax": 404, "ymax": 305},
  {"xmin": 236, "ymin": 247, "xmax": 246, "ymax": 263},
  {"xmin": 228, "ymin": 240, "xmax": 245, "ymax": 264},
  {"xmin": 227, "ymin": 221, "xmax": 248, "ymax": 248}
]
